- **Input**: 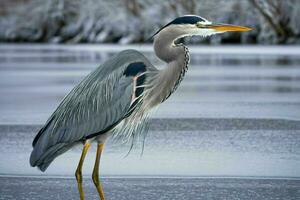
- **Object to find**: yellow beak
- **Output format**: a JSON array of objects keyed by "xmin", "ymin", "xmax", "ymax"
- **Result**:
[{"xmin": 209, "ymin": 23, "xmax": 253, "ymax": 32}]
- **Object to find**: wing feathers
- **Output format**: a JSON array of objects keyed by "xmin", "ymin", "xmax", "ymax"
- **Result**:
[{"xmin": 30, "ymin": 50, "xmax": 151, "ymax": 170}]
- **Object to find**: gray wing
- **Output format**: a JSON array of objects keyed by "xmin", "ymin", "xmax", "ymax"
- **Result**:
[{"xmin": 30, "ymin": 49, "xmax": 155, "ymax": 171}]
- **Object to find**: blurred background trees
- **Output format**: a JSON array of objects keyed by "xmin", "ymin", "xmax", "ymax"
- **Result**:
[{"xmin": 0, "ymin": 0, "xmax": 299, "ymax": 44}]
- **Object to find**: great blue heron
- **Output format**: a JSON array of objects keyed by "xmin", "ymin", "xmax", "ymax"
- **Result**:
[{"xmin": 30, "ymin": 15, "xmax": 252, "ymax": 200}]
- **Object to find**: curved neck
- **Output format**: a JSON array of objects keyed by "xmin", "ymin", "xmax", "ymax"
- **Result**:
[
  {"xmin": 153, "ymin": 29, "xmax": 185, "ymax": 63},
  {"xmin": 148, "ymin": 28, "xmax": 189, "ymax": 105}
]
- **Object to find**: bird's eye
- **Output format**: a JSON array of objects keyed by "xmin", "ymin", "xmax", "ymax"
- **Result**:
[{"xmin": 196, "ymin": 22, "xmax": 206, "ymax": 28}]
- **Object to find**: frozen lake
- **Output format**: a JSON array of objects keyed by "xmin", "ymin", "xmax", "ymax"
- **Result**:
[
  {"xmin": 0, "ymin": 44, "xmax": 299, "ymax": 199},
  {"xmin": 1, "ymin": 176, "xmax": 299, "ymax": 200}
]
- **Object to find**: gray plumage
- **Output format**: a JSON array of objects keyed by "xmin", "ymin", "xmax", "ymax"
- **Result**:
[
  {"xmin": 30, "ymin": 15, "xmax": 252, "ymax": 173},
  {"xmin": 30, "ymin": 50, "xmax": 157, "ymax": 171}
]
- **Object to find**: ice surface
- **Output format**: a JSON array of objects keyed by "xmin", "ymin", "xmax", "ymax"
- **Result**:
[
  {"xmin": 0, "ymin": 176, "xmax": 299, "ymax": 200},
  {"xmin": 0, "ymin": 125, "xmax": 299, "ymax": 177},
  {"xmin": 0, "ymin": 45, "xmax": 299, "ymax": 179},
  {"xmin": 1, "ymin": 45, "xmax": 300, "ymax": 124}
]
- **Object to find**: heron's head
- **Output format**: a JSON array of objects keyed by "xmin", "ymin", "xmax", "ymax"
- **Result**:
[{"xmin": 153, "ymin": 15, "xmax": 252, "ymax": 43}]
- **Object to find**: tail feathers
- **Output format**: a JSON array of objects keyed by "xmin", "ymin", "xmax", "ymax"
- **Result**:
[
  {"xmin": 30, "ymin": 122, "xmax": 79, "ymax": 172},
  {"xmin": 30, "ymin": 143, "xmax": 68, "ymax": 172}
]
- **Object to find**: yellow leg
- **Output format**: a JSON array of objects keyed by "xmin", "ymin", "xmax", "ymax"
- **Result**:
[
  {"xmin": 92, "ymin": 143, "xmax": 106, "ymax": 200},
  {"xmin": 75, "ymin": 142, "xmax": 91, "ymax": 200}
]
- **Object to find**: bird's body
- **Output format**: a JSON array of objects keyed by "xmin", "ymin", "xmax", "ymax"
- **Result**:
[
  {"xmin": 30, "ymin": 49, "xmax": 157, "ymax": 170},
  {"xmin": 30, "ymin": 15, "xmax": 251, "ymax": 200},
  {"xmin": 30, "ymin": 46, "xmax": 189, "ymax": 171}
]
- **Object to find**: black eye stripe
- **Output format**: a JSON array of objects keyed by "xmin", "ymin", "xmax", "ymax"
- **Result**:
[
  {"xmin": 152, "ymin": 16, "xmax": 205, "ymax": 38},
  {"xmin": 169, "ymin": 16, "xmax": 205, "ymax": 25}
]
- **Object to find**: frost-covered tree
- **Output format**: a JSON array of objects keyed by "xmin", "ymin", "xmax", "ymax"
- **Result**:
[
  {"xmin": 0, "ymin": 0, "xmax": 299, "ymax": 44},
  {"xmin": 248, "ymin": 0, "xmax": 299, "ymax": 43}
]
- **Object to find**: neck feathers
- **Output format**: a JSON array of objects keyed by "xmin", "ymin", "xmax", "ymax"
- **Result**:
[
  {"xmin": 161, "ymin": 45, "xmax": 189, "ymax": 102},
  {"xmin": 151, "ymin": 29, "xmax": 190, "ymax": 103}
]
